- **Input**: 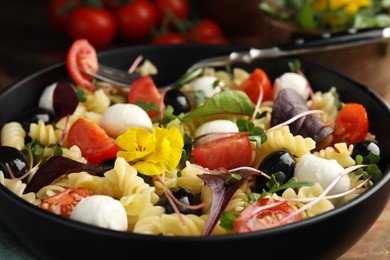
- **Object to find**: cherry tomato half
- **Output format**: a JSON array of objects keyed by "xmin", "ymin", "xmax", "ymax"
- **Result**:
[
  {"xmin": 333, "ymin": 103, "xmax": 369, "ymax": 145},
  {"xmin": 191, "ymin": 134, "xmax": 253, "ymax": 170},
  {"xmin": 236, "ymin": 68, "xmax": 272, "ymax": 104},
  {"xmin": 66, "ymin": 39, "xmax": 98, "ymax": 92},
  {"xmin": 39, "ymin": 188, "xmax": 92, "ymax": 218},
  {"xmin": 128, "ymin": 76, "xmax": 165, "ymax": 119},
  {"xmin": 67, "ymin": 117, "xmax": 119, "ymax": 165},
  {"xmin": 234, "ymin": 198, "xmax": 301, "ymax": 233}
]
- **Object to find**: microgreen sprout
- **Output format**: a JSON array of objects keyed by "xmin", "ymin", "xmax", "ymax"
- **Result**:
[{"xmin": 236, "ymin": 119, "xmax": 266, "ymax": 149}]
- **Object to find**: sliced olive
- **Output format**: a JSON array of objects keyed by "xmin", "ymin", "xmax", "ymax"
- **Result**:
[
  {"xmin": 0, "ymin": 146, "xmax": 28, "ymax": 179},
  {"xmin": 352, "ymin": 141, "xmax": 380, "ymax": 157},
  {"xmin": 157, "ymin": 188, "xmax": 201, "ymax": 215},
  {"xmin": 352, "ymin": 141, "xmax": 380, "ymax": 164},
  {"xmin": 256, "ymin": 149, "xmax": 296, "ymax": 192},
  {"xmin": 163, "ymin": 89, "xmax": 191, "ymax": 115},
  {"xmin": 18, "ymin": 107, "xmax": 54, "ymax": 131},
  {"xmin": 98, "ymin": 157, "xmax": 116, "ymax": 176}
]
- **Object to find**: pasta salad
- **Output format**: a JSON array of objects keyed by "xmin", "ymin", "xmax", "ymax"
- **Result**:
[{"xmin": 0, "ymin": 39, "xmax": 382, "ymax": 236}]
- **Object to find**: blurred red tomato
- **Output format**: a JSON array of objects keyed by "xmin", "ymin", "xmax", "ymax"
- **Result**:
[
  {"xmin": 67, "ymin": 6, "xmax": 117, "ymax": 49},
  {"xmin": 48, "ymin": 0, "xmax": 79, "ymax": 31},
  {"xmin": 155, "ymin": 0, "xmax": 189, "ymax": 22},
  {"xmin": 187, "ymin": 19, "xmax": 228, "ymax": 44},
  {"xmin": 152, "ymin": 32, "xmax": 186, "ymax": 44},
  {"xmin": 114, "ymin": 0, "xmax": 158, "ymax": 42}
]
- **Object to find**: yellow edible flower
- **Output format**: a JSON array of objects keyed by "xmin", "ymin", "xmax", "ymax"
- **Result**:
[
  {"xmin": 116, "ymin": 126, "xmax": 184, "ymax": 176},
  {"xmin": 313, "ymin": 0, "xmax": 371, "ymax": 14}
]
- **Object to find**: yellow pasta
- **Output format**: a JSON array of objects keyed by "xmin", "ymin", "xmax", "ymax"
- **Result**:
[
  {"xmin": 104, "ymin": 157, "xmax": 159, "ymax": 228},
  {"xmin": 282, "ymin": 184, "xmax": 335, "ymax": 218},
  {"xmin": 159, "ymin": 213, "xmax": 208, "ymax": 236},
  {"xmin": 307, "ymin": 86, "xmax": 340, "ymax": 123},
  {"xmin": 177, "ymin": 161, "xmax": 206, "ymax": 194},
  {"xmin": 1, "ymin": 171, "xmax": 41, "ymax": 205},
  {"xmin": 133, "ymin": 206, "xmax": 165, "ymax": 235},
  {"xmin": 313, "ymin": 142, "xmax": 355, "ymax": 167},
  {"xmin": 29, "ymin": 119, "xmax": 62, "ymax": 146},
  {"xmin": 0, "ymin": 121, "xmax": 26, "ymax": 150},
  {"xmin": 82, "ymin": 89, "xmax": 110, "ymax": 114},
  {"xmin": 254, "ymin": 125, "xmax": 316, "ymax": 167}
]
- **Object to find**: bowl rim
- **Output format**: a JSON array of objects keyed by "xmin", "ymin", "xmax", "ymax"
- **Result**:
[{"xmin": 0, "ymin": 43, "xmax": 389, "ymax": 242}]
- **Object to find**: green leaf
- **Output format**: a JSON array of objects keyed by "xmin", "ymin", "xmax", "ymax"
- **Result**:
[
  {"xmin": 262, "ymin": 176, "xmax": 313, "ymax": 197},
  {"xmin": 367, "ymin": 164, "xmax": 382, "ymax": 182},
  {"xmin": 225, "ymin": 173, "xmax": 242, "ymax": 184},
  {"xmin": 179, "ymin": 134, "xmax": 194, "ymax": 164},
  {"xmin": 298, "ymin": 5, "xmax": 317, "ymax": 29},
  {"xmin": 219, "ymin": 211, "xmax": 238, "ymax": 230},
  {"xmin": 247, "ymin": 192, "xmax": 261, "ymax": 203},
  {"xmin": 183, "ymin": 90, "xmax": 255, "ymax": 121},
  {"xmin": 75, "ymin": 87, "xmax": 87, "ymax": 102}
]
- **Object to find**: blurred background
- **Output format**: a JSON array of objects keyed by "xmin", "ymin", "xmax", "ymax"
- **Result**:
[{"xmin": 1, "ymin": 0, "xmax": 390, "ymax": 104}]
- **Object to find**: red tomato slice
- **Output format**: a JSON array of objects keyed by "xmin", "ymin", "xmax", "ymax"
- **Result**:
[
  {"xmin": 66, "ymin": 39, "xmax": 98, "ymax": 92},
  {"xmin": 191, "ymin": 134, "xmax": 253, "ymax": 170},
  {"xmin": 128, "ymin": 76, "xmax": 165, "ymax": 119},
  {"xmin": 39, "ymin": 188, "xmax": 92, "ymax": 218},
  {"xmin": 236, "ymin": 68, "xmax": 272, "ymax": 104},
  {"xmin": 333, "ymin": 103, "xmax": 369, "ymax": 145},
  {"xmin": 67, "ymin": 117, "xmax": 119, "ymax": 165},
  {"xmin": 234, "ymin": 198, "xmax": 301, "ymax": 233}
]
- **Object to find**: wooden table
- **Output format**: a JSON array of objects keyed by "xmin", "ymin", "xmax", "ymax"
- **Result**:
[{"xmin": 0, "ymin": 1, "xmax": 389, "ymax": 259}]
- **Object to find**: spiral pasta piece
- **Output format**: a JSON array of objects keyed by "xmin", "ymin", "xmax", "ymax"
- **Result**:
[
  {"xmin": 133, "ymin": 206, "xmax": 165, "ymax": 235},
  {"xmin": 83, "ymin": 89, "xmax": 110, "ymax": 114},
  {"xmin": 67, "ymin": 172, "xmax": 120, "ymax": 198},
  {"xmin": 307, "ymin": 87, "xmax": 340, "ymax": 122},
  {"xmin": 253, "ymin": 101, "xmax": 273, "ymax": 130},
  {"xmin": 29, "ymin": 119, "xmax": 62, "ymax": 146},
  {"xmin": 1, "ymin": 121, "xmax": 26, "ymax": 150},
  {"xmin": 282, "ymin": 183, "xmax": 334, "ymax": 218},
  {"xmin": 313, "ymin": 142, "xmax": 355, "ymax": 167},
  {"xmin": 104, "ymin": 157, "xmax": 159, "ymax": 227},
  {"xmin": 159, "ymin": 213, "xmax": 208, "ymax": 236},
  {"xmin": 255, "ymin": 125, "xmax": 316, "ymax": 165},
  {"xmin": 1, "ymin": 171, "xmax": 41, "ymax": 205},
  {"xmin": 177, "ymin": 161, "xmax": 206, "ymax": 194},
  {"xmin": 152, "ymin": 169, "xmax": 178, "ymax": 197}
]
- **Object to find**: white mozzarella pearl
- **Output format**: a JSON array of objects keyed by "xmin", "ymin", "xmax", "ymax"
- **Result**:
[
  {"xmin": 194, "ymin": 119, "xmax": 239, "ymax": 145},
  {"xmin": 100, "ymin": 103, "xmax": 153, "ymax": 137},
  {"xmin": 294, "ymin": 154, "xmax": 350, "ymax": 196},
  {"xmin": 191, "ymin": 76, "xmax": 221, "ymax": 98},
  {"xmin": 70, "ymin": 195, "xmax": 128, "ymax": 231},
  {"xmin": 273, "ymin": 72, "xmax": 309, "ymax": 100},
  {"xmin": 38, "ymin": 82, "xmax": 56, "ymax": 113}
]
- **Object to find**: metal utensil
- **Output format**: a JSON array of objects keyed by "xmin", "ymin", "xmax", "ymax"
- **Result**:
[
  {"xmin": 187, "ymin": 26, "xmax": 390, "ymax": 71},
  {"xmin": 80, "ymin": 64, "xmax": 142, "ymax": 88},
  {"xmin": 83, "ymin": 26, "xmax": 390, "ymax": 87}
]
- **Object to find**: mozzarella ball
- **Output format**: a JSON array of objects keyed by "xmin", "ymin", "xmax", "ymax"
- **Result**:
[
  {"xmin": 70, "ymin": 195, "xmax": 128, "ymax": 231},
  {"xmin": 38, "ymin": 82, "xmax": 56, "ymax": 113},
  {"xmin": 273, "ymin": 72, "xmax": 309, "ymax": 100},
  {"xmin": 100, "ymin": 103, "xmax": 153, "ymax": 137},
  {"xmin": 191, "ymin": 76, "xmax": 221, "ymax": 98},
  {"xmin": 294, "ymin": 154, "xmax": 350, "ymax": 196},
  {"xmin": 194, "ymin": 119, "xmax": 239, "ymax": 145}
]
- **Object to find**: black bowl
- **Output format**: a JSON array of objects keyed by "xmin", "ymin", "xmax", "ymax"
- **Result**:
[{"xmin": 0, "ymin": 44, "xmax": 389, "ymax": 259}]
